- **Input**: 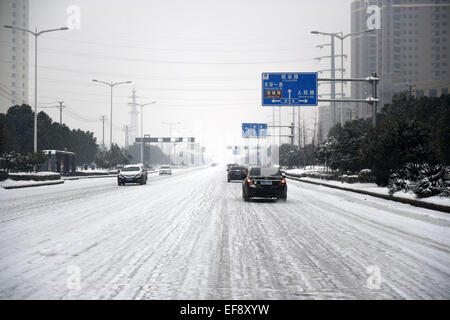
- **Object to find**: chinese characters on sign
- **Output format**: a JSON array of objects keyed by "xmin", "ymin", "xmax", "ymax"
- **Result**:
[{"xmin": 261, "ymin": 72, "xmax": 318, "ymax": 106}]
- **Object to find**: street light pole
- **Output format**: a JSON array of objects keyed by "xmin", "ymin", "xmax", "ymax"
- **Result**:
[
  {"xmin": 92, "ymin": 79, "xmax": 131, "ymax": 149},
  {"xmin": 138, "ymin": 102, "xmax": 157, "ymax": 164},
  {"xmin": 3, "ymin": 25, "xmax": 68, "ymax": 154}
]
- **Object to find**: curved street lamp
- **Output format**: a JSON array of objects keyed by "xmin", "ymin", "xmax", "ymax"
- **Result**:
[
  {"xmin": 4, "ymin": 25, "xmax": 69, "ymax": 153},
  {"xmin": 92, "ymin": 79, "xmax": 132, "ymax": 149}
]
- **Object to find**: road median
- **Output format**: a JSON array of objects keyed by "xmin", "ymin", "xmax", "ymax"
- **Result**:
[
  {"xmin": 285, "ymin": 174, "xmax": 450, "ymax": 214},
  {"xmin": 2, "ymin": 180, "xmax": 65, "ymax": 189}
]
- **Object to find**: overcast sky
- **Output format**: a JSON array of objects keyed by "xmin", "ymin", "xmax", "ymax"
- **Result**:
[{"xmin": 28, "ymin": 0, "xmax": 352, "ymax": 161}]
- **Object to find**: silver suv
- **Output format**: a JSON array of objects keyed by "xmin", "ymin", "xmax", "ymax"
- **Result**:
[
  {"xmin": 159, "ymin": 165, "xmax": 172, "ymax": 175},
  {"xmin": 118, "ymin": 164, "xmax": 148, "ymax": 185}
]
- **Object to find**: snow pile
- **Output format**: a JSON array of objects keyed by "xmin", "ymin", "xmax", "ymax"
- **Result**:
[{"xmin": 1, "ymin": 178, "xmax": 62, "ymax": 187}]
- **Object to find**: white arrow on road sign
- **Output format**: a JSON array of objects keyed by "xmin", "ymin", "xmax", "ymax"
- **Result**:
[
  {"xmin": 288, "ymin": 89, "xmax": 292, "ymax": 100},
  {"xmin": 299, "ymin": 99, "xmax": 308, "ymax": 103}
]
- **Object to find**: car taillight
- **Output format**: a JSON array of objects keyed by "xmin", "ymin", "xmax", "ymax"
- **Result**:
[
  {"xmin": 247, "ymin": 178, "xmax": 253, "ymax": 185},
  {"xmin": 281, "ymin": 178, "xmax": 286, "ymax": 185},
  {"xmin": 228, "ymin": 170, "xmax": 232, "ymax": 174}
]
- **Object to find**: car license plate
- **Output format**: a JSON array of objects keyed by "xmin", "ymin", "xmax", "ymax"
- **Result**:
[
  {"xmin": 260, "ymin": 180, "xmax": 272, "ymax": 185},
  {"xmin": 126, "ymin": 178, "xmax": 133, "ymax": 182}
]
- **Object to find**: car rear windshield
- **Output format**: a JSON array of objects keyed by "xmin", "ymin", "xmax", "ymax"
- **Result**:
[
  {"xmin": 231, "ymin": 166, "xmax": 246, "ymax": 170},
  {"xmin": 249, "ymin": 167, "xmax": 281, "ymax": 177},
  {"xmin": 161, "ymin": 166, "xmax": 170, "ymax": 169},
  {"xmin": 122, "ymin": 166, "xmax": 140, "ymax": 172}
]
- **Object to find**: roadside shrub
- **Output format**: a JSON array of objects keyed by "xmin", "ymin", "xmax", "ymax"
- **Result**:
[
  {"xmin": 0, "ymin": 170, "xmax": 8, "ymax": 181},
  {"xmin": 0, "ymin": 151, "xmax": 46, "ymax": 172},
  {"xmin": 358, "ymin": 169, "xmax": 376, "ymax": 183},
  {"xmin": 388, "ymin": 163, "xmax": 450, "ymax": 198},
  {"xmin": 8, "ymin": 172, "xmax": 61, "ymax": 181},
  {"xmin": 340, "ymin": 175, "xmax": 359, "ymax": 184}
]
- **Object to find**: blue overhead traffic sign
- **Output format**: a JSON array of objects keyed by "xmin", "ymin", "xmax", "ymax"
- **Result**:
[
  {"xmin": 242, "ymin": 123, "xmax": 267, "ymax": 138},
  {"xmin": 261, "ymin": 72, "xmax": 318, "ymax": 106}
]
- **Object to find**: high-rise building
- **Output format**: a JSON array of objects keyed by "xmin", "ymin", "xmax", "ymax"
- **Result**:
[
  {"xmin": 0, "ymin": 0, "xmax": 29, "ymax": 114},
  {"xmin": 351, "ymin": 0, "xmax": 450, "ymax": 119}
]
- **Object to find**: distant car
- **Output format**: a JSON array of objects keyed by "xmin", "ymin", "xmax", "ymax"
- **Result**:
[
  {"xmin": 159, "ymin": 165, "xmax": 172, "ymax": 175},
  {"xmin": 227, "ymin": 166, "xmax": 248, "ymax": 182},
  {"xmin": 117, "ymin": 164, "xmax": 147, "ymax": 185},
  {"xmin": 242, "ymin": 167, "xmax": 287, "ymax": 201},
  {"xmin": 226, "ymin": 163, "xmax": 239, "ymax": 171}
]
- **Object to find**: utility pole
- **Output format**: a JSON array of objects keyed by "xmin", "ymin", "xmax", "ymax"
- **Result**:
[
  {"xmin": 340, "ymin": 31, "xmax": 345, "ymax": 124},
  {"xmin": 291, "ymin": 105, "xmax": 295, "ymax": 145},
  {"xmin": 278, "ymin": 106, "xmax": 281, "ymax": 147},
  {"xmin": 100, "ymin": 115, "xmax": 107, "ymax": 147},
  {"xmin": 330, "ymin": 35, "xmax": 336, "ymax": 126},
  {"xmin": 128, "ymin": 88, "xmax": 139, "ymax": 142},
  {"xmin": 139, "ymin": 101, "xmax": 157, "ymax": 164},
  {"xmin": 372, "ymin": 72, "xmax": 378, "ymax": 128},
  {"xmin": 161, "ymin": 121, "xmax": 181, "ymax": 165},
  {"xmin": 56, "ymin": 101, "xmax": 65, "ymax": 125},
  {"xmin": 123, "ymin": 125, "xmax": 131, "ymax": 150},
  {"xmin": 311, "ymin": 29, "xmax": 375, "ymax": 126}
]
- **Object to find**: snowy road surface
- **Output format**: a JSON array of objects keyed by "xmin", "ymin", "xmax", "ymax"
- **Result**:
[{"xmin": 0, "ymin": 166, "xmax": 449, "ymax": 299}]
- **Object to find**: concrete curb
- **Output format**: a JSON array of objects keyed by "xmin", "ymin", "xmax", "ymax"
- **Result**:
[
  {"xmin": 285, "ymin": 174, "xmax": 450, "ymax": 214},
  {"xmin": 63, "ymin": 175, "xmax": 117, "ymax": 180},
  {"xmin": 63, "ymin": 170, "xmax": 158, "ymax": 180},
  {"xmin": 2, "ymin": 180, "xmax": 65, "ymax": 189}
]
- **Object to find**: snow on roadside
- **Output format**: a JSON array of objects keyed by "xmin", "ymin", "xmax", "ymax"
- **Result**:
[
  {"xmin": 293, "ymin": 175, "xmax": 450, "ymax": 207},
  {"xmin": 8, "ymin": 171, "xmax": 60, "ymax": 177},
  {"xmin": 0, "ymin": 179, "xmax": 62, "ymax": 188}
]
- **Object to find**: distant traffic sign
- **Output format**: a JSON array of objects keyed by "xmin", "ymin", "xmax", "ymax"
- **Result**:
[
  {"xmin": 261, "ymin": 72, "xmax": 318, "ymax": 106},
  {"xmin": 242, "ymin": 123, "xmax": 267, "ymax": 138},
  {"xmin": 136, "ymin": 137, "xmax": 195, "ymax": 143}
]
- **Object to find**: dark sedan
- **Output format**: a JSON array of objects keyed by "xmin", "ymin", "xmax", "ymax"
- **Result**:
[
  {"xmin": 227, "ymin": 166, "xmax": 248, "ymax": 182},
  {"xmin": 242, "ymin": 167, "xmax": 287, "ymax": 201}
]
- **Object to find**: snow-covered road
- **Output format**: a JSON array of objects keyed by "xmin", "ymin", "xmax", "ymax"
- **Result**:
[{"xmin": 0, "ymin": 166, "xmax": 449, "ymax": 299}]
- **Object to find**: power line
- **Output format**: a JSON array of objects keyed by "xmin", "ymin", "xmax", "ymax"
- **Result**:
[
  {"xmin": 0, "ymin": 58, "xmax": 288, "ymax": 82},
  {"xmin": 38, "ymin": 47, "xmax": 317, "ymax": 65},
  {"xmin": 0, "ymin": 42, "xmax": 316, "ymax": 65},
  {"xmin": 0, "ymin": 39, "xmax": 318, "ymax": 53}
]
